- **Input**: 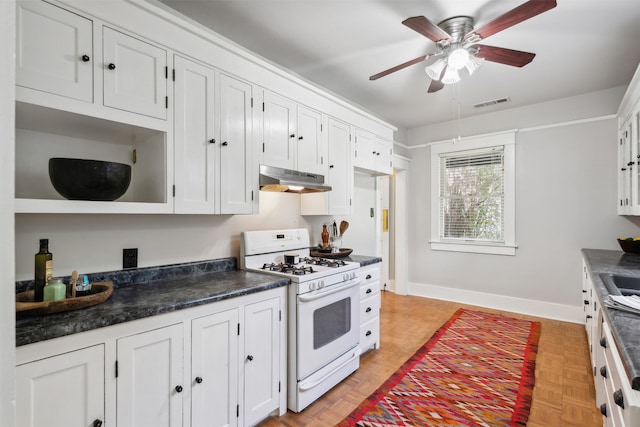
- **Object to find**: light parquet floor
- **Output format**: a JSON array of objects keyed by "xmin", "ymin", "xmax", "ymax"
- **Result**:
[{"xmin": 258, "ymin": 292, "xmax": 601, "ymax": 427}]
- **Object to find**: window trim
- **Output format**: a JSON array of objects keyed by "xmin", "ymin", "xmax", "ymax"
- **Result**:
[{"xmin": 430, "ymin": 131, "xmax": 516, "ymax": 256}]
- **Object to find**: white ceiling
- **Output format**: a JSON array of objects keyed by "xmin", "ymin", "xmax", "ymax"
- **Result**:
[{"xmin": 156, "ymin": 0, "xmax": 640, "ymax": 131}]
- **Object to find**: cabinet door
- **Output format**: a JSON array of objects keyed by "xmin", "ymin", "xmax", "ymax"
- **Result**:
[
  {"xmin": 16, "ymin": 0, "xmax": 93, "ymax": 102},
  {"xmin": 375, "ymin": 137, "xmax": 393, "ymax": 175},
  {"xmin": 219, "ymin": 74, "xmax": 254, "ymax": 214},
  {"xmin": 244, "ymin": 297, "xmax": 280, "ymax": 426},
  {"xmin": 103, "ymin": 27, "xmax": 167, "ymax": 120},
  {"xmin": 191, "ymin": 309, "xmax": 239, "ymax": 427},
  {"xmin": 262, "ymin": 91, "xmax": 296, "ymax": 170},
  {"xmin": 173, "ymin": 55, "xmax": 217, "ymax": 214},
  {"xmin": 296, "ymin": 106, "xmax": 325, "ymax": 175},
  {"xmin": 16, "ymin": 344, "xmax": 104, "ymax": 427},
  {"xmin": 327, "ymin": 118, "xmax": 352, "ymax": 214},
  {"xmin": 117, "ymin": 324, "xmax": 184, "ymax": 427},
  {"xmin": 354, "ymin": 128, "xmax": 376, "ymax": 171}
]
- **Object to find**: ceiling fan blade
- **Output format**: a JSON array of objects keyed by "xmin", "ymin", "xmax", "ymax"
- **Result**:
[
  {"xmin": 427, "ymin": 78, "xmax": 445, "ymax": 93},
  {"xmin": 427, "ymin": 66, "xmax": 446, "ymax": 93},
  {"xmin": 465, "ymin": 0, "xmax": 557, "ymax": 41},
  {"xmin": 473, "ymin": 44, "xmax": 535, "ymax": 67},
  {"xmin": 403, "ymin": 16, "xmax": 452, "ymax": 43},
  {"xmin": 369, "ymin": 54, "xmax": 429, "ymax": 80}
]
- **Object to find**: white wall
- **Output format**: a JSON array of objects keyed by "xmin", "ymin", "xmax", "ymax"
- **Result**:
[
  {"xmin": 1, "ymin": 0, "xmax": 16, "ymax": 425},
  {"xmin": 406, "ymin": 88, "xmax": 640, "ymax": 322},
  {"xmin": 15, "ymin": 192, "xmax": 308, "ymax": 280}
]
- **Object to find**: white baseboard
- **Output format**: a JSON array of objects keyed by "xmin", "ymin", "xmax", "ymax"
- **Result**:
[{"xmin": 408, "ymin": 282, "xmax": 584, "ymax": 324}]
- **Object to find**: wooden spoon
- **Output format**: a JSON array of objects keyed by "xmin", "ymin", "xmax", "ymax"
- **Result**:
[
  {"xmin": 70, "ymin": 270, "xmax": 78, "ymax": 298},
  {"xmin": 339, "ymin": 220, "xmax": 349, "ymax": 237}
]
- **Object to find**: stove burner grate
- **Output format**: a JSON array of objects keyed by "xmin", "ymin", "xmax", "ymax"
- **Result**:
[{"xmin": 261, "ymin": 263, "xmax": 316, "ymax": 275}]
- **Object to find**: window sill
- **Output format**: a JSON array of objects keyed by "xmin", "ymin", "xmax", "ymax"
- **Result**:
[{"xmin": 429, "ymin": 241, "xmax": 517, "ymax": 256}]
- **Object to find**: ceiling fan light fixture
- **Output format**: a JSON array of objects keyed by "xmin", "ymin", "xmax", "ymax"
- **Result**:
[
  {"xmin": 447, "ymin": 47, "xmax": 470, "ymax": 70},
  {"xmin": 441, "ymin": 67, "xmax": 460, "ymax": 85},
  {"xmin": 464, "ymin": 55, "xmax": 485, "ymax": 76},
  {"xmin": 425, "ymin": 58, "xmax": 446, "ymax": 80}
]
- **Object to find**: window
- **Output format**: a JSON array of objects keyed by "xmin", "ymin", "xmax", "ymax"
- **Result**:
[{"xmin": 430, "ymin": 132, "xmax": 516, "ymax": 255}]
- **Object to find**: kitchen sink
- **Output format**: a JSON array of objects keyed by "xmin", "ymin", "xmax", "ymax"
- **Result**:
[{"xmin": 600, "ymin": 273, "xmax": 640, "ymax": 296}]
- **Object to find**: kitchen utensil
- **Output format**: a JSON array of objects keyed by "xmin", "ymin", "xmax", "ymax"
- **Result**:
[
  {"xmin": 339, "ymin": 221, "xmax": 349, "ymax": 237},
  {"xmin": 332, "ymin": 221, "xmax": 338, "ymax": 237}
]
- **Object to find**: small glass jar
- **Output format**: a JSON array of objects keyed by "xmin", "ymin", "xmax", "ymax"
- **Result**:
[{"xmin": 43, "ymin": 277, "xmax": 66, "ymax": 301}]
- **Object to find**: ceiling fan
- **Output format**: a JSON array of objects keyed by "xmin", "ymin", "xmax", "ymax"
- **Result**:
[{"xmin": 370, "ymin": 0, "xmax": 557, "ymax": 93}]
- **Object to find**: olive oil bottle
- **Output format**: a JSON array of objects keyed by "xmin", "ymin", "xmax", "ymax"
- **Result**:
[{"xmin": 34, "ymin": 239, "xmax": 53, "ymax": 302}]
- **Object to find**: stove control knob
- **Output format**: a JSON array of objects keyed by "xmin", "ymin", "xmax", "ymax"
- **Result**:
[
  {"xmin": 309, "ymin": 282, "xmax": 317, "ymax": 291},
  {"xmin": 343, "ymin": 273, "xmax": 348, "ymax": 281},
  {"xmin": 318, "ymin": 280, "xmax": 325, "ymax": 289},
  {"xmin": 350, "ymin": 272, "xmax": 356, "ymax": 280}
]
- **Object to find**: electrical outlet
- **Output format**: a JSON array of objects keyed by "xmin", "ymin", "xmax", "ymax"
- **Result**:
[{"xmin": 123, "ymin": 248, "xmax": 138, "ymax": 269}]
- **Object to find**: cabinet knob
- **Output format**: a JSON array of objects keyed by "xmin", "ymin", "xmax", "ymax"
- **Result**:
[
  {"xmin": 81, "ymin": 55, "xmax": 90, "ymax": 62},
  {"xmin": 247, "ymin": 355, "xmax": 254, "ymax": 361},
  {"xmin": 209, "ymin": 139, "xmax": 216, "ymax": 144},
  {"xmin": 298, "ymin": 136, "xmax": 303, "ymax": 140},
  {"xmin": 366, "ymin": 288, "xmax": 372, "ymax": 294},
  {"xmin": 600, "ymin": 337, "xmax": 607, "ymax": 348},
  {"xmin": 93, "ymin": 420, "xmax": 103, "ymax": 427},
  {"xmin": 372, "ymin": 151, "xmax": 377, "ymax": 154},
  {"xmin": 108, "ymin": 63, "xmax": 116, "ymax": 70},
  {"xmin": 366, "ymin": 307, "xmax": 372, "ymax": 313},
  {"xmin": 290, "ymin": 134, "xmax": 295, "ymax": 138},
  {"xmin": 195, "ymin": 376, "xmax": 203, "ymax": 384},
  {"xmin": 614, "ymin": 389, "xmax": 625, "ymax": 408},
  {"xmin": 600, "ymin": 366, "xmax": 607, "ymax": 378},
  {"xmin": 586, "ymin": 315, "xmax": 592, "ymax": 319},
  {"xmin": 600, "ymin": 403, "xmax": 607, "ymax": 417},
  {"xmin": 376, "ymin": 152, "xmax": 380, "ymax": 156},
  {"xmin": 583, "ymin": 299, "xmax": 590, "ymax": 305},
  {"xmin": 366, "ymin": 274, "xmax": 372, "ymax": 280},
  {"xmin": 175, "ymin": 385, "xmax": 183, "ymax": 393},
  {"xmin": 222, "ymin": 141, "xmax": 228, "ymax": 146},
  {"xmin": 365, "ymin": 330, "xmax": 372, "ymax": 336},
  {"xmin": 329, "ymin": 165, "xmax": 334, "ymax": 169}
]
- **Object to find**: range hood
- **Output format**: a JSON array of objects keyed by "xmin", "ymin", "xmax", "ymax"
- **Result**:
[{"xmin": 259, "ymin": 165, "xmax": 331, "ymax": 193}]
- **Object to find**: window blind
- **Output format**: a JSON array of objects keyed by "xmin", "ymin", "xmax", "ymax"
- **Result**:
[{"xmin": 439, "ymin": 147, "xmax": 505, "ymax": 242}]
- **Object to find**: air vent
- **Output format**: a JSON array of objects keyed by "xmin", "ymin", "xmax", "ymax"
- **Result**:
[{"xmin": 473, "ymin": 97, "xmax": 510, "ymax": 108}]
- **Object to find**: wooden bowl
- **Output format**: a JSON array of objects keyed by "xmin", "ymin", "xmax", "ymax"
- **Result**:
[{"xmin": 16, "ymin": 282, "xmax": 113, "ymax": 315}]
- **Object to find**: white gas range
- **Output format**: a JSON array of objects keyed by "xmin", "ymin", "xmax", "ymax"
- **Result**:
[{"xmin": 241, "ymin": 228, "xmax": 361, "ymax": 412}]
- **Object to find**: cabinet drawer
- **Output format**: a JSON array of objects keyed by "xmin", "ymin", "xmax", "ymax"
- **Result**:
[
  {"xmin": 360, "ymin": 294, "xmax": 380, "ymax": 324},
  {"xmin": 360, "ymin": 266, "xmax": 380, "ymax": 285},
  {"xmin": 360, "ymin": 317, "xmax": 379, "ymax": 351},
  {"xmin": 360, "ymin": 282, "xmax": 380, "ymax": 300}
]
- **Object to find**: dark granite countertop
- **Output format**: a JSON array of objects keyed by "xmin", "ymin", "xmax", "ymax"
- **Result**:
[
  {"xmin": 346, "ymin": 255, "xmax": 382, "ymax": 267},
  {"xmin": 582, "ymin": 249, "xmax": 640, "ymax": 390},
  {"xmin": 16, "ymin": 258, "xmax": 289, "ymax": 347}
]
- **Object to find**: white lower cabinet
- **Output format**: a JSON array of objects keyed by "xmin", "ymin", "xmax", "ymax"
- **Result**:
[
  {"xmin": 16, "ymin": 344, "xmax": 105, "ymax": 427},
  {"xmin": 191, "ymin": 308, "xmax": 239, "ymax": 427},
  {"xmin": 359, "ymin": 263, "xmax": 381, "ymax": 353},
  {"xmin": 243, "ymin": 298, "xmax": 281, "ymax": 426},
  {"xmin": 16, "ymin": 288, "xmax": 286, "ymax": 427},
  {"xmin": 117, "ymin": 324, "xmax": 184, "ymax": 427}
]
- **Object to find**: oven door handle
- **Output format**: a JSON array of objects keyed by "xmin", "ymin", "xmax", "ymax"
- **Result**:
[
  {"xmin": 298, "ymin": 347, "xmax": 362, "ymax": 391},
  {"xmin": 297, "ymin": 278, "xmax": 362, "ymax": 302}
]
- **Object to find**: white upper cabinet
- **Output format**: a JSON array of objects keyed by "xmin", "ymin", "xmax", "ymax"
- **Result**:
[
  {"xmin": 617, "ymin": 62, "xmax": 640, "ymax": 215},
  {"xmin": 219, "ymin": 73, "xmax": 256, "ymax": 214},
  {"xmin": 354, "ymin": 128, "xmax": 393, "ymax": 176},
  {"xmin": 262, "ymin": 91, "xmax": 296, "ymax": 170},
  {"xmin": 103, "ymin": 27, "xmax": 168, "ymax": 120},
  {"xmin": 261, "ymin": 90, "xmax": 326, "ymax": 175},
  {"xmin": 173, "ymin": 55, "xmax": 217, "ymax": 214},
  {"xmin": 16, "ymin": 0, "xmax": 93, "ymax": 102},
  {"xmin": 296, "ymin": 105, "xmax": 325, "ymax": 175},
  {"xmin": 300, "ymin": 117, "xmax": 352, "ymax": 215}
]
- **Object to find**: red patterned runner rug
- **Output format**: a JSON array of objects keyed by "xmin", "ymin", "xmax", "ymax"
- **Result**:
[{"xmin": 338, "ymin": 308, "xmax": 541, "ymax": 427}]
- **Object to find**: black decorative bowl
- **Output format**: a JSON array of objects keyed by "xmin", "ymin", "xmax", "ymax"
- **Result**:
[
  {"xmin": 617, "ymin": 238, "xmax": 640, "ymax": 254},
  {"xmin": 48, "ymin": 158, "xmax": 131, "ymax": 201}
]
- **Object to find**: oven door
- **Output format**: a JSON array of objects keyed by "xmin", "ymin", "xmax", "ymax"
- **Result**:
[{"xmin": 296, "ymin": 277, "xmax": 360, "ymax": 381}]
